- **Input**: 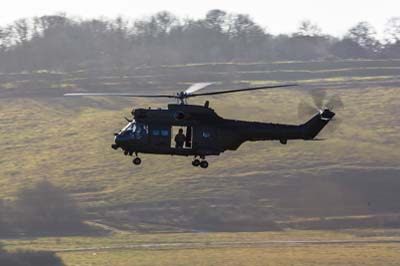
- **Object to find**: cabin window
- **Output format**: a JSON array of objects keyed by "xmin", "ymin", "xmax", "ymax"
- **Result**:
[
  {"xmin": 152, "ymin": 129, "xmax": 160, "ymax": 136},
  {"xmin": 202, "ymin": 131, "xmax": 211, "ymax": 138},
  {"xmin": 161, "ymin": 130, "xmax": 169, "ymax": 137},
  {"xmin": 151, "ymin": 129, "xmax": 169, "ymax": 137}
]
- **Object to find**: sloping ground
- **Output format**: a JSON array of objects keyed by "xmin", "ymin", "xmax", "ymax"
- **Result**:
[
  {"xmin": 1, "ymin": 59, "xmax": 400, "ymax": 98},
  {"xmin": 1, "ymin": 59, "xmax": 400, "ymax": 230}
]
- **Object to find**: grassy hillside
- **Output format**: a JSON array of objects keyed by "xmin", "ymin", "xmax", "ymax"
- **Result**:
[{"xmin": 1, "ymin": 59, "xmax": 400, "ymax": 230}]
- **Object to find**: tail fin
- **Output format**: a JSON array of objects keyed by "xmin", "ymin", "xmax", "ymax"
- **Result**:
[{"xmin": 302, "ymin": 109, "xmax": 335, "ymax": 139}]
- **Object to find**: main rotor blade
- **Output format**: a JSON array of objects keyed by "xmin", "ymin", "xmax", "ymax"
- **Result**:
[
  {"xmin": 64, "ymin": 93, "xmax": 177, "ymax": 98},
  {"xmin": 187, "ymin": 83, "xmax": 298, "ymax": 97},
  {"xmin": 184, "ymin": 82, "xmax": 215, "ymax": 95}
]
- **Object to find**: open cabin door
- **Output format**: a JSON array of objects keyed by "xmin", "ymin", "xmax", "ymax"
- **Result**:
[{"xmin": 171, "ymin": 126, "xmax": 193, "ymax": 149}]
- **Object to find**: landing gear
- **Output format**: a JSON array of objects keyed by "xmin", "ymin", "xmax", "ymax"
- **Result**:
[
  {"xmin": 192, "ymin": 159, "xmax": 200, "ymax": 167},
  {"xmin": 132, "ymin": 152, "xmax": 141, "ymax": 165},
  {"xmin": 192, "ymin": 156, "xmax": 208, "ymax": 168},
  {"xmin": 133, "ymin": 157, "xmax": 141, "ymax": 165},
  {"xmin": 200, "ymin": 160, "xmax": 209, "ymax": 168}
]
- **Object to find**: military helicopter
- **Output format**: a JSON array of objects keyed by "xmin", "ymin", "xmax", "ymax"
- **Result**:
[{"xmin": 65, "ymin": 83, "xmax": 342, "ymax": 168}]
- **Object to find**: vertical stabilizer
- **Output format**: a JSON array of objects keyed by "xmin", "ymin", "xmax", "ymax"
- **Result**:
[{"xmin": 302, "ymin": 109, "xmax": 335, "ymax": 139}]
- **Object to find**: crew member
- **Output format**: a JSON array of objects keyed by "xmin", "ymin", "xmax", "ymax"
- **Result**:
[{"xmin": 174, "ymin": 128, "xmax": 186, "ymax": 148}]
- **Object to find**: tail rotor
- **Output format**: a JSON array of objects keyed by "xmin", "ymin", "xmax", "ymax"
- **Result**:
[{"xmin": 299, "ymin": 89, "xmax": 344, "ymax": 134}]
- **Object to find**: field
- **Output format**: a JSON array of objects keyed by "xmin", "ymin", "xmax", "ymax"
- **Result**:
[
  {"xmin": 4, "ymin": 229, "xmax": 400, "ymax": 266},
  {"xmin": 58, "ymin": 243, "xmax": 400, "ymax": 266},
  {"xmin": 1, "ymin": 59, "xmax": 400, "ymax": 265}
]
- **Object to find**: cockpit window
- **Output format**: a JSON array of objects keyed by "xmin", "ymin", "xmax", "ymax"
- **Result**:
[
  {"xmin": 121, "ymin": 122, "xmax": 134, "ymax": 132},
  {"xmin": 121, "ymin": 121, "xmax": 148, "ymax": 139},
  {"xmin": 134, "ymin": 123, "xmax": 148, "ymax": 139}
]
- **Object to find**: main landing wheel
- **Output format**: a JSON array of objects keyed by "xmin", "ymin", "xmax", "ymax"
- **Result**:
[
  {"xmin": 133, "ymin": 157, "xmax": 142, "ymax": 165},
  {"xmin": 192, "ymin": 159, "xmax": 201, "ymax": 167},
  {"xmin": 200, "ymin": 161, "xmax": 209, "ymax": 169}
]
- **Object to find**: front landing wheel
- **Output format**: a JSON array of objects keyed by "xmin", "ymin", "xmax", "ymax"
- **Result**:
[{"xmin": 133, "ymin": 157, "xmax": 142, "ymax": 165}]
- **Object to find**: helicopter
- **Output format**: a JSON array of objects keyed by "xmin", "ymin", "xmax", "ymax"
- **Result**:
[{"xmin": 65, "ymin": 83, "xmax": 342, "ymax": 168}]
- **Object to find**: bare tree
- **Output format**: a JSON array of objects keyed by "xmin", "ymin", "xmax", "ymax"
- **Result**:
[
  {"xmin": 154, "ymin": 11, "xmax": 179, "ymax": 36},
  {"xmin": 228, "ymin": 14, "xmax": 267, "ymax": 61},
  {"xmin": 385, "ymin": 17, "xmax": 400, "ymax": 43},
  {"xmin": 0, "ymin": 27, "xmax": 11, "ymax": 50},
  {"xmin": 295, "ymin": 20, "xmax": 322, "ymax": 37},
  {"xmin": 346, "ymin": 22, "xmax": 380, "ymax": 53},
  {"xmin": 134, "ymin": 11, "xmax": 178, "ymax": 42},
  {"xmin": 11, "ymin": 18, "xmax": 30, "ymax": 45},
  {"xmin": 33, "ymin": 14, "xmax": 68, "ymax": 36},
  {"xmin": 0, "ymin": 12, "xmax": 398, "ymax": 72},
  {"xmin": 205, "ymin": 9, "xmax": 228, "ymax": 32},
  {"xmin": 382, "ymin": 17, "xmax": 400, "ymax": 58},
  {"xmin": 331, "ymin": 37, "xmax": 367, "ymax": 59}
]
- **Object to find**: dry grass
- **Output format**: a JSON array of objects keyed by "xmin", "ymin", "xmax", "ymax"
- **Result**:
[
  {"xmin": 0, "ymin": 86, "xmax": 399, "ymax": 208},
  {"xmin": 1, "ymin": 61, "xmax": 400, "ymax": 265},
  {"xmin": 59, "ymin": 243, "xmax": 400, "ymax": 266},
  {"xmin": 3, "ymin": 229, "xmax": 400, "ymax": 266}
]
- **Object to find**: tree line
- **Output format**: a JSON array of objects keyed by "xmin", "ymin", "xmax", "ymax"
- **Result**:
[{"xmin": 0, "ymin": 10, "xmax": 399, "ymax": 73}]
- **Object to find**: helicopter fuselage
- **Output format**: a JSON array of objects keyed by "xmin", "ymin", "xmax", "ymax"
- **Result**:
[
  {"xmin": 65, "ymin": 82, "xmax": 339, "ymax": 168},
  {"xmin": 113, "ymin": 103, "xmax": 334, "ymax": 158}
]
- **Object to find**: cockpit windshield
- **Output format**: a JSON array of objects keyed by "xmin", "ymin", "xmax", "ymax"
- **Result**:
[
  {"xmin": 121, "ymin": 122, "xmax": 136, "ymax": 133},
  {"xmin": 120, "ymin": 121, "xmax": 148, "ymax": 139}
]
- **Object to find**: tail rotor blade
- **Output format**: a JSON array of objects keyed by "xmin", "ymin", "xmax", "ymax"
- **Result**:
[
  {"xmin": 310, "ymin": 89, "xmax": 327, "ymax": 109},
  {"xmin": 326, "ymin": 94, "xmax": 344, "ymax": 110},
  {"xmin": 298, "ymin": 101, "xmax": 318, "ymax": 119}
]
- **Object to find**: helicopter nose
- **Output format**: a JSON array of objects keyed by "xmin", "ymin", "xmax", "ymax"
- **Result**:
[
  {"xmin": 114, "ymin": 132, "xmax": 132, "ymax": 148},
  {"xmin": 115, "ymin": 134, "xmax": 123, "ymax": 145},
  {"xmin": 112, "ymin": 134, "xmax": 123, "ymax": 150}
]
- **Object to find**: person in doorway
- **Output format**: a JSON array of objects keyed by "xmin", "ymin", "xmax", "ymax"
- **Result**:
[{"xmin": 174, "ymin": 128, "xmax": 186, "ymax": 148}]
